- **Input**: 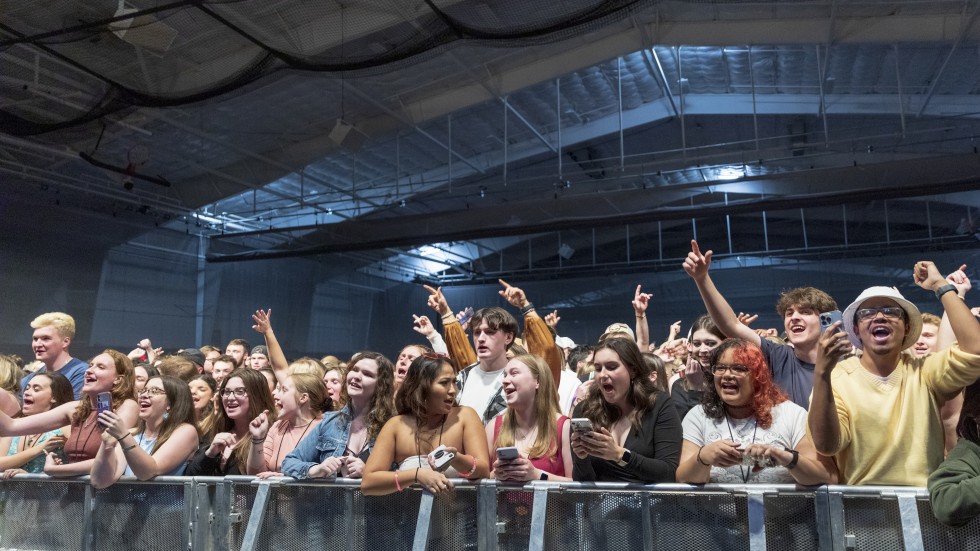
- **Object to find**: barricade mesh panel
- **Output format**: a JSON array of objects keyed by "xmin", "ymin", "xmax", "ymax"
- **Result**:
[
  {"xmin": 917, "ymin": 498, "xmax": 980, "ymax": 551},
  {"xmin": 228, "ymin": 482, "xmax": 258, "ymax": 551},
  {"xmin": 426, "ymin": 485, "xmax": 480, "ymax": 551},
  {"xmin": 650, "ymin": 492, "xmax": 751, "ymax": 550},
  {"xmin": 764, "ymin": 492, "xmax": 818, "ymax": 551},
  {"xmin": 496, "ymin": 488, "xmax": 535, "ymax": 551},
  {"xmin": 91, "ymin": 483, "xmax": 187, "ymax": 551},
  {"xmin": 0, "ymin": 480, "xmax": 85, "ymax": 549},
  {"xmin": 841, "ymin": 496, "xmax": 904, "ymax": 551}
]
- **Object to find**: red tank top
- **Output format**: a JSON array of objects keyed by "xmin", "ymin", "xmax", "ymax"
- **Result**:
[
  {"xmin": 493, "ymin": 415, "xmax": 567, "ymax": 477},
  {"xmin": 64, "ymin": 410, "xmax": 103, "ymax": 463}
]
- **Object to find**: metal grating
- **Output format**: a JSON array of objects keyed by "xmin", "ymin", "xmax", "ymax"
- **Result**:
[
  {"xmin": 90, "ymin": 483, "xmax": 188, "ymax": 551},
  {"xmin": 496, "ymin": 488, "xmax": 535, "ymax": 551},
  {"xmin": 228, "ymin": 483, "xmax": 258, "ymax": 550},
  {"xmin": 841, "ymin": 496, "xmax": 904, "ymax": 551},
  {"xmin": 764, "ymin": 493, "xmax": 818, "ymax": 551},
  {"xmin": 916, "ymin": 497, "xmax": 980, "ymax": 551},
  {"xmin": 650, "ymin": 492, "xmax": 751, "ymax": 551},
  {"xmin": 425, "ymin": 485, "xmax": 480, "ymax": 551},
  {"xmin": 0, "ymin": 480, "xmax": 85, "ymax": 549}
]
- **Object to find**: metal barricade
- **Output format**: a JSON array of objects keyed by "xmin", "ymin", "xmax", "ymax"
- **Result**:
[{"xmin": 1, "ymin": 475, "xmax": 979, "ymax": 550}]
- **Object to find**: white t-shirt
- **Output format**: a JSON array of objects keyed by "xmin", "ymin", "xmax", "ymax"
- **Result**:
[
  {"xmin": 557, "ymin": 369, "xmax": 581, "ymax": 415},
  {"xmin": 458, "ymin": 365, "xmax": 504, "ymax": 418},
  {"xmin": 682, "ymin": 401, "xmax": 807, "ymax": 484}
]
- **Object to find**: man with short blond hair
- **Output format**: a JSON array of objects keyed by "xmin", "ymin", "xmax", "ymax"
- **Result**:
[{"xmin": 22, "ymin": 312, "xmax": 87, "ymax": 399}]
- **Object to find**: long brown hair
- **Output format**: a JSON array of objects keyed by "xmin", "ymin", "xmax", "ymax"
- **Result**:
[
  {"xmin": 137, "ymin": 376, "xmax": 199, "ymax": 454},
  {"xmin": 578, "ymin": 338, "xmax": 659, "ymax": 431},
  {"xmin": 72, "ymin": 349, "xmax": 135, "ymax": 425},
  {"xmin": 201, "ymin": 368, "xmax": 277, "ymax": 472},
  {"xmin": 493, "ymin": 355, "xmax": 561, "ymax": 459},
  {"xmin": 339, "ymin": 352, "xmax": 395, "ymax": 441}
]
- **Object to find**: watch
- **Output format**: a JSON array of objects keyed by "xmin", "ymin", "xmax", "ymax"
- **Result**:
[
  {"xmin": 935, "ymin": 283, "xmax": 958, "ymax": 300},
  {"xmin": 783, "ymin": 447, "xmax": 799, "ymax": 470},
  {"xmin": 616, "ymin": 448, "xmax": 632, "ymax": 467},
  {"xmin": 539, "ymin": 471, "xmax": 549, "ymax": 481}
]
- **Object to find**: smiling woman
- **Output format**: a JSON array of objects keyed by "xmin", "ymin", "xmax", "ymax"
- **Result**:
[{"xmin": 676, "ymin": 339, "xmax": 837, "ymax": 485}]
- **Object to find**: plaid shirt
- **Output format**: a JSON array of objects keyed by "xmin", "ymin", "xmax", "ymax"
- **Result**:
[{"xmin": 455, "ymin": 362, "xmax": 507, "ymax": 425}]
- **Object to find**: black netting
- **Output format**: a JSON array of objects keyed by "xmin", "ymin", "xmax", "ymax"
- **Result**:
[{"xmin": 0, "ymin": 0, "xmax": 645, "ymax": 136}]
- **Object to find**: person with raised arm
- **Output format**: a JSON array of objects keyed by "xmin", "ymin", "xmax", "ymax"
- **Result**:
[
  {"xmin": 251, "ymin": 309, "xmax": 291, "ymax": 388},
  {"xmin": 90, "ymin": 376, "xmax": 199, "ymax": 487},
  {"xmin": 424, "ymin": 280, "xmax": 561, "ymax": 425},
  {"xmin": 683, "ymin": 240, "xmax": 838, "ymax": 410},
  {"xmin": 0, "ymin": 350, "xmax": 138, "ymax": 477},
  {"xmin": 633, "ymin": 285, "xmax": 652, "ymax": 352},
  {"xmin": 809, "ymin": 261, "xmax": 980, "ymax": 485},
  {"xmin": 281, "ymin": 352, "xmax": 396, "ymax": 480}
]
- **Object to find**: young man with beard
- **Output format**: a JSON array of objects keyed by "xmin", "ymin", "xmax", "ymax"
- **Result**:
[
  {"xmin": 683, "ymin": 240, "xmax": 837, "ymax": 410},
  {"xmin": 225, "ymin": 339, "xmax": 250, "ymax": 368},
  {"xmin": 809, "ymin": 261, "xmax": 980, "ymax": 485},
  {"xmin": 425, "ymin": 280, "xmax": 561, "ymax": 425},
  {"xmin": 21, "ymin": 312, "xmax": 87, "ymax": 399}
]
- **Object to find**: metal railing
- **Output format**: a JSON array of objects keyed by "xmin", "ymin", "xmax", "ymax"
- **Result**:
[{"xmin": 1, "ymin": 475, "xmax": 979, "ymax": 550}]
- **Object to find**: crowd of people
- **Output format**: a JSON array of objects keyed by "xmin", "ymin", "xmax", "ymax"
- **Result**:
[{"xmin": 2, "ymin": 241, "xmax": 980, "ymax": 527}]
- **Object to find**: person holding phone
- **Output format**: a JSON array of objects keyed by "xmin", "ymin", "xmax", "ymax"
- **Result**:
[
  {"xmin": 0, "ymin": 349, "xmax": 138, "ymax": 477},
  {"xmin": 361, "ymin": 353, "xmax": 489, "ymax": 495},
  {"xmin": 90, "ymin": 376, "xmax": 199, "ymax": 487},
  {"xmin": 676, "ymin": 339, "xmax": 837, "ymax": 484},
  {"xmin": 570, "ymin": 338, "xmax": 681, "ymax": 483},
  {"xmin": 486, "ymin": 354, "xmax": 572, "ymax": 482},
  {"xmin": 0, "ymin": 371, "xmax": 74, "ymax": 478}
]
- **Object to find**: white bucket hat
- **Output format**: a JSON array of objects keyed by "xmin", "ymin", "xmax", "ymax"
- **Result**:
[{"xmin": 842, "ymin": 286, "xmax": 922, "ymax": 350}]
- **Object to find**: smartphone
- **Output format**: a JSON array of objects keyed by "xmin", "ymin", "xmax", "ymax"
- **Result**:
[
  {"xmin": 96, "ymin": 392, "xmax": 112, "ymax": 415},
  {"xmin": 458, "ymin": 306, "xmax": 475, "ymax": 327},
  {"xmin": 430, "ymin": 445, "xmax": 456, "ymax": 472},
  {"xmin": 570, "ymin": 418, "xmax": 593, "ymax": 433},
  {"xmin": 819, "ymin": 310, "xmax": 843, "ymax": 332},
  {"xmin": 496, "ymin": 446, "xmax": 520, "ymax": 461}
]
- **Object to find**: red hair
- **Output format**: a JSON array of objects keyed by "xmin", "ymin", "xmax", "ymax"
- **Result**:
[{"xmin": 702, "ymin": 339, "xmax": 788, "ymax": 429}]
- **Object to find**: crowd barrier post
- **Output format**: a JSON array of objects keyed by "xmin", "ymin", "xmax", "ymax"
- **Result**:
[{"xmin": 477, "ymin": 480, "xmax": 499, "ymax": 551}]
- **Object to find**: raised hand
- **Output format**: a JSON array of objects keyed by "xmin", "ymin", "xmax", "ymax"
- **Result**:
[
  {"xmin": 946, "ymin": 264, "xmax": 971, "ymax": 297},
  {"xmin": 913, "ymin": 261, "xmax": 947, "ymax": 292},
  {"xmin": 251, "ymin": 309, "xmax": 272, "ymax": 334},
  {"xmin": 814, "ymin": 321, "xmax": 849, "ymax": 375},
  {"xmin": 633, "ymin": 285, "xmax": 652, "ymax": 316},
  {"xmin": 498, "ymin": 279, "xmax": 528, "ymax": 309},
  {"xmin": 545, "ymin": 310, "xmax": 560, "ymax": 329},
  {"xmin": 249, "ymin": 410, "xmax": 271, "ymax": 440},
  {"xmin": 682, "ymin": 240, "xmax": 713, "ymax": 281},
  {"xmin": 737, "ymin": 312, "xmax": 759, "ymax": 326},
  {"xmin": 412, "ymin": 315, "xmax": 435, "ymax": 338},
  {"xmin": 423, "ymin": 285, "xmax": 451, "ymax": 316}
]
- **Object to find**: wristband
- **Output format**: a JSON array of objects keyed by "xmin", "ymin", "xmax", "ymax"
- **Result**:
[
  {"xmin": 696, "ymin": 447, "xmax": 710, "ymax": 467},
  {"xmin": 251, "ymin": 438, "xmax": 266, "ymax": 445},
  {"xmin": 394, "ymin": 470, "xmax": 403, "ymax": 492},
  {"xmin": 122, "ymin": 443, "xmax": 137, "ymax": 452},
  {"xmin": 635, "ymin": 314, "xmax": 646, "ymax": 319},
  {"xmin": 520, "ymin": 303, "xmax": 535, "ymax": 316},
  {"xmin": 459, "ymin": 455, "xmax": 477, "ymax": 478},
  {"xmin": 115, "ymin": 434, "xmax": 128, "ymax": 442},
  {"xmin": 441, "ymin": 314, "xmax": 457, "ymax": 325},
  {"xmin": 935, "ymin": 283, "xmax": 958, "ymax": 300}
]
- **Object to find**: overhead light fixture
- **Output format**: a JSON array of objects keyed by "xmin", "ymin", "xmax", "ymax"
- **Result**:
[
  {"xmin": 558, "ymin": 243, "xmax": 575, "ymax": 260},
  {"xmin": 717, "ymin": 167, "xmax": 744, "ymax": 181}
]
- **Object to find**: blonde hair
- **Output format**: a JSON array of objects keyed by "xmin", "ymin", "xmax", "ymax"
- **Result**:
[
  {"xmin": 30, "ymin": 312, "xmax": 76, "ymax": 340},
  {"xmin": 288, "ymin": 357, "xmax": 327, "ymax": 379},
  {"xmin": 494, "ymin": 354, "xmax": 562, "ymax": 459},
  {"xmin": 0, "ymin": 356, "xmax": 24, "ymax": 396},
  {"xmin": 921, "ymin": 313, "xmax": 942, "ymax": 327}
]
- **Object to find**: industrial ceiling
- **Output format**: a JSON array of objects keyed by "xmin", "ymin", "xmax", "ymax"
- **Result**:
[{"xmin": 3, "ymin": 0, "xmax": 980, "ymax": 287}]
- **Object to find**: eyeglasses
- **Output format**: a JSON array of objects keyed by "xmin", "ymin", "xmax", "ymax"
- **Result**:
[
  {"xmin": 221, "ymin": 388, "xmax": 248, "ymax": 399},
  {"xmin": 855, "ymin": 307, "xmax": 905, "ymax": 321},
  {"xmin": 137, "ymin": 387, "xmax": 166, "ymax": 397},
  {"xmin": 708, "ymin": 364, "xmax": 751, "ymax": 376}
]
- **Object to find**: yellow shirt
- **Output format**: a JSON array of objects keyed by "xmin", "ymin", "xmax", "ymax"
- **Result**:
[{"xmin": 814, "ymin": 345, "xmax": 980, "ymax": 486}]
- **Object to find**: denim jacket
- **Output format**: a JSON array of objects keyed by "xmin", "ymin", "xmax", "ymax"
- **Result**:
[{"xmin": 281, "ymin": 404, "xmax": 372, "ymax": 479}]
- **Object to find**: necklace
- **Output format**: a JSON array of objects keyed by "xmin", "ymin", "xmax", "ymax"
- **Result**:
[
  {"xmin": 273, "ymin": 418, "xmax": 315, "ymax": 468},
  {"xmin": 725, "ymin": 413, "xmax": 757, "ymax": 483}
]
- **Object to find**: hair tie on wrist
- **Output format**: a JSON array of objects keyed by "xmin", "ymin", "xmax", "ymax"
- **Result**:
[
  {"xmin": 122, "ymin": 443, "xmax": 137, "ymax": 452},
  {"xmin": 394, "ymin": 470, "xmax": 403, "ymax": 492},
  {"xmin": 115, "ymin": 434, "xmax": 127, "ymax": 442},
  {"xmin": 696, "ymin": 446, "xmax": 710, "ymax": 467}
]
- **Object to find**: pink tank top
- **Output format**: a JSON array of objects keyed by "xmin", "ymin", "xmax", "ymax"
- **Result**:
[{"xmin": 493, "ymin": 415, "xmax": 567, "ymax": 477}]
